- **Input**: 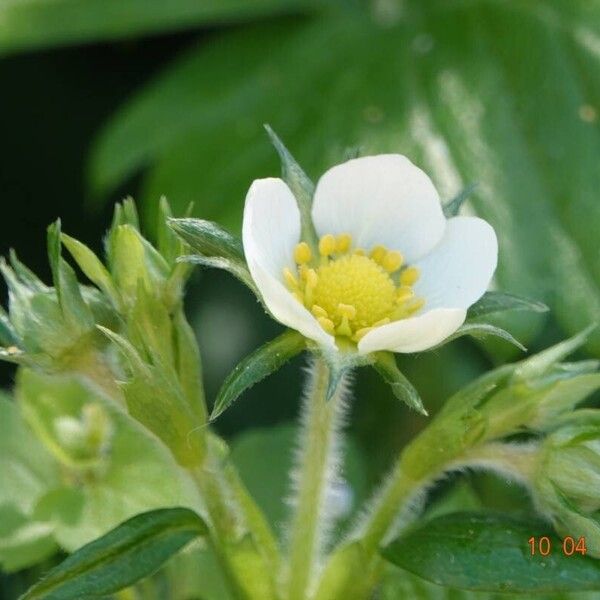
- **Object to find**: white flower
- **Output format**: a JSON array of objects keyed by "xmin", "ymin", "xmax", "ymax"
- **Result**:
[{"xmin": 242, "ymin": 154, "xmax": 497, "ymax": 355}]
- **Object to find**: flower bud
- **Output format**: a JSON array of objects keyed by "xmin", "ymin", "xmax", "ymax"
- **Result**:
[{"xmin": 531, "ymin": 411, "xmax": 600, "ymax": 557}]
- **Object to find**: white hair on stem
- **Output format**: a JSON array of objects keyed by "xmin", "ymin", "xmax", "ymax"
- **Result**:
[
  {"xmin": 347, "ymin": 440, "xmax": 541, "ymax": 547},
  {"xmin": 282, "ymin": 357, "xmax": 352, "ymax": 596}
]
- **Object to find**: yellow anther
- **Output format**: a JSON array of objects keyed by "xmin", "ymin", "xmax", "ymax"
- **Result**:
[
  {"xmin": 373, "ymin": 317, "xmax": 391, "ymax": 327},
  {"xmin": 305, "ymin": 268, "xmax": 318, "ymax": 288},
  {"xmin": 396, "ymin": 286, "xmax": 414, "ymax": 302},
  {"xmin": 319, "ymin": 234, "xmax": 337, "ymax": 257},
  {"xmin": 369, "ymin": 245, "xmax": 387, "ymax": 264},
  {"xmin": 317, "ymin": 316, "xmax": 335, "ymax": 334},
  {"xmin": 337, "ymin": 303, "xmax": 357, "ymax": 320},
  {"xmin": 353, "ymin": 327, "xmax": 373, "ymax": 341},
  {"xmin": 336, "ymin": 233, "xmax": 352, "ymax": 253},
  {"xmin": 294, "ymin": 242, "xmax": 312, "ymax": 264},
  {"xmin": 286, "ymin": 231, "xmax": 424, "ymax": 341},
  {"xmin": 400, "ymin": 266, "xmax": 420, "ymax": 286},
  {"xmin": 406, "ymin": 297, "xmax": 425, "ymax": 314},
  {"xmin": 311, "ymin": 305, "xmax": 328, "ymax": 318},
  {"xmin": 283, "ymin": 267, "xmax": 298, "ymax": 289},
  {"xmin": 381, "ymin": 251, "xmax": 403, "ymax": 273},
  {"xmin": 392, "ymin": 297, "xmax": 425, "ymax": 320}
]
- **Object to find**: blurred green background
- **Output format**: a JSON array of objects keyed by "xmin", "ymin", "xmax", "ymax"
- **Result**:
[{"xmin": 1, "ymin": 0, "xmax": 599, "ymax": 597}]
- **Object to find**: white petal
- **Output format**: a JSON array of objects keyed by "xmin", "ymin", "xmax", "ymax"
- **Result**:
[
  {"xmin": 358, "ymin": 308, "xmax": 466, "ymax": 354},
  {"xmin": 242, "ymin": 178, "xmax": 335, "ymax": 348},
  {"xmin": 311, "ymin": 154, "xmax": 445, "ymax": 262},
  {"xmin": 413, "ymin": 216, "xmax": 498, "ymax": 310}
]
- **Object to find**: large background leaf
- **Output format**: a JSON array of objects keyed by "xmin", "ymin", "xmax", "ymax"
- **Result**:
[
  {"xmin": 0, "ymin": 0, "xmax": 321, "ymax": 56},
  {"xmin": 89, "ymin": 0, "xmax": 600, "ymax": 356}
]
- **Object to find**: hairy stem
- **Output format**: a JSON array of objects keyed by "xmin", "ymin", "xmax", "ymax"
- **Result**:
[
  {"xmin": 192, "ymin": 442, "xmax": 280, "ymax": 600},
  {"xmin": 285, "ymin": 359, "xmax": 347, "ymax": 600}
]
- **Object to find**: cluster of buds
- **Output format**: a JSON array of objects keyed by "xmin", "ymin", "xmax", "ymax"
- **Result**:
[
  {"xmin": 531, "ymin": 410, "xmax": 600, "ymax": 557},
  {"xmin": 0, "ymin": 199, "xmax": 207, "ymax": 466}
]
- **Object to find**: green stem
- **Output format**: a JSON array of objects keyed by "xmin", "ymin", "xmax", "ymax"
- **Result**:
[
  {"xmin": 285, "ymin": 359, "xmax": 346, "ymax": 600},
  {"xmin": 191, "ymin": 439, "xmax": 281, "ymax": 600},
  {"xmin": 359, "ymin": 461, "xmax": 429, "ymax": 555}
]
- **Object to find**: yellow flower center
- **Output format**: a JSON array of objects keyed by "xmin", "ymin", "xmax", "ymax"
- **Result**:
[{"xmin": 283, "ymin": 233, "xmax": 425, "ymax": 342}]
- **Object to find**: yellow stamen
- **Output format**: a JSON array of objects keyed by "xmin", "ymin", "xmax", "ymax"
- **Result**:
[
  {"xmin": 283, "ymin": 267, "xmax": 298, "ymax": 289},
  {"xmin": 311, "ymin": 305, "xmax": 328, "ymax": 318},
  {"xmin": 353, "ymin": 327, "xmax": 373, "ymax": 341},
  {"xmin": 336, "ymin": 315, "xmax": 353, "ymax": 337},
  {"xmin": 369, "ymin": 245, "xmax": 387, "ymax": 264},
  {"xmin": 400, "ymin": 266, "xmax": 420, "ymax": 286},
  {"xmin": 337, "ymin": 303, "xmax": 357, "ymax": 320},
  {"xmin": 381, "ymin": 251, "xmax": 403, "ymax": 273},
  {"xmin": 294, "ymin": 242, "xmax": 312, "ymax": 264},
  {"xmin": 406, "ymin": 297, "xmax": 425, "ymax": 314},
  {"xmin": 283, "ymin": 233, "xmax": 425, "ymax": 342},
  {"xmin": 396, "ymin": 286, "xmax": 414, "ymax": 302},
  {"xmin": 319, "ymin": 234, "xmax": 337, "ymax": 257},
  {"xmin": 373, "ymin": 317, "xmax": 391, "ymax": 327},
  {"xmin": 318, "ymin": 316, "xmax": 335, "ymax": 334},
  {"xmin": 305, "ymin": 268, "xmax": 318, "ymax": 288},
  {"xmin": 336, "ymin": 233, "xmax": 352, "ymax": 253}
]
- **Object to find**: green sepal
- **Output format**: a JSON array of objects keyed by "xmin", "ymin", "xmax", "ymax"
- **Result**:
[
  {"xmin": 60, "ymin": 232, "xmax": 121, "ymax": 309},
  {"xmin": 19, "ymin": 508, "xmax": 207, "ymax": 600},
  {"xmin": 442, "ymin": 182, "xmax": 477, "ymax": 217},
  {"xmin": 467, "ymin": 290, "xmax": 549, "ymax": 319},
  {"xmin": 8, "ymin": 250, "xmax": 48, "ymax": 293},
  {"xmin": 178, "ymin": 254, "xmax": 257, "ymax": 293},
  {"xmin": 372, "ymin": 351, "xmax": 427, "ymax": 416},
  {"xmin": 0, "ymin": 304, "xmax": 19, "ymax": 346},
  {"xmin": 515, "ymin": 324, "xmax": 597, "ymax": 381},
  {"xmin": 211, "ymin": 330, "xmax": 306, "ymax": 421},
  {"xmin": 168, "ymin": 217, "xmax": 244, "ymax": 262},
  {"xmin": 442, "ymin": 322, "xmax": 527, "ymax": 352},
  {"xmin": 47, "ymin": 221, "xmax": 94, "ymax": 331},
  {"xmin": 97, "ymin": 326, "xmax": 204, "ymax": 466},
  {"xmin": 264, "ymin": 124, "xmax": 319, "ymax": 251},
  {"xmin": 107, "ymin": 224, "xmax": 170, "ymax": 306},
  {"xmin": 382, "ymin": 511, "xmax": 600, "ymax": 593}
]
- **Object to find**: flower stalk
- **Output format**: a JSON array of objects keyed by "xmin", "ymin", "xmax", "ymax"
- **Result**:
[{"xmin": 285, "ymin": 359, "xmax": 347, "ymax": 600}]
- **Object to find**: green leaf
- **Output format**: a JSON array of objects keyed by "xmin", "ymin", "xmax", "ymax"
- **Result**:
[
  {"xmin": 372, "ymin": 352, "xmax": 428, "ymax": 416},
  {"xmin": 443, "ymin": 323, "xmax": 527, "ymax": 352},
  {"xmin": 168, "ymin": 217, "xmax": 244, "ymax": 262},
  {"xmin": 467, "ymin": 291, "xmax": 549, "ymax": 319},
  {"xmin": 16, "ymin": 369, "xmax": 201, "ymax": 550},
  {"xmin": 20, "ymin": 508, "xmax": 207, "ymax": 600},
  {"xmin": 382, "ymin": 511, "xmax": 600, "ymax": 593},
  {"xmin": 0, "ymin": 505, "xmax": 57, "ymax": 573},
  {"xmin": 211, "ymin": 330, "xmax": 306, "ymax": 421},
  {"xmin": 89, "ymin": 3, "xmax": 600, "ymax": 356},
  {"xmin": 442, "ymin": 182, "xmax": 477, "ymax": 217},
  {"xmin": 0, "ymin": 394, "xmax": 60, "ymax": 515},
  {"xmin": 0, "ymin": 0, "xmax": 320, "ymax": 56}
]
